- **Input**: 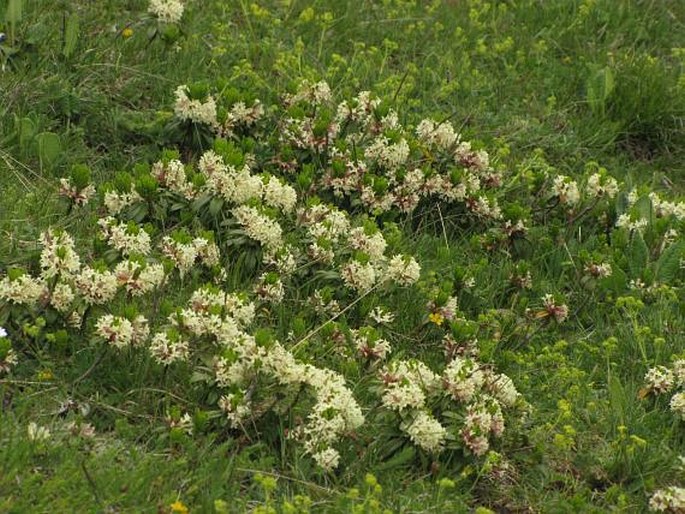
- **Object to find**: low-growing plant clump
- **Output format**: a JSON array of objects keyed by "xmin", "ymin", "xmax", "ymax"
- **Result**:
[{"xmin": 1, "ymin": 0, "xmax": 685, "ymax": 512}]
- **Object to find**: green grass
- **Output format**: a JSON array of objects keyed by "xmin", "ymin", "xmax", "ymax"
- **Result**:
[{"xmin": 1, "ymin": 0, "xmax": 685, "ymax": 512}]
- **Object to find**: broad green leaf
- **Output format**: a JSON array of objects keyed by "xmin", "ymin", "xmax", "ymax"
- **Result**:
[
  {"xmin": 600, "ymin": 264, "xmax": 627, "ymax": 294},
  {"xmin": 6, "ymin": 0, "xmax": 23, "ymax": 24},
  {"xmin": 374, "ymin": 445, "xmax": 416, "ymax": 471},
  {"xmin": 63, "ymin": 14, "xmax": 80, "ymax": 58},
  {"xmin": 586, "ymin": 66, "xmax": 615, "ymax": 116},
  {"xmin": 16, "ymin": 116, "xmax": 35, "ymax": 152},
  {"xmin": 208, "ymin": 197, "xmax": 224, "ymax": 217},
  {"xmin": 655, "ymin": 241, "xmax": 685, "ymax": 284},
  {"xmin": 633, "ymin": 195, "xmax": 653, "ymax": 225},
  {"xmin": 34, "ymin": 131, "xmax": 61, "ymax": 169},
  {"xmin": 608, "ymin": 374, "xmax": 625, "ymax": 424},
  {"xmin": 627, "ymin": 231, "xmax": 648, "ymax": 279}
]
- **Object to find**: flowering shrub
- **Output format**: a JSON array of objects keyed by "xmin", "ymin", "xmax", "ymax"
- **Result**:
[{"xmin": 2, "ymin": 77, "xmax": 685, "ymax": 480}]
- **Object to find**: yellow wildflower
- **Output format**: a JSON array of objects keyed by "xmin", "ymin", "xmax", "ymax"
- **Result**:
[
  {"xmin": 428, "ymin": 312, "xmax": 444, "ymax": 326},
  {"xmin": 170, "ymin": 500, "xmax": 189, "ymax": 514},
  {"xmin": 122, "ymin": 27, "xmax": 133, "ymax": 39}
]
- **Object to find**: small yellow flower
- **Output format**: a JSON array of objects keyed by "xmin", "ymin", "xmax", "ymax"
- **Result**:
[
  {"xmin": 170, "ymin": 500, "xmax": 189, "ymax": 514},
  {"xmin": 428, "ymin": 312, "xmax": 444, "ymax": 326},
  {"xmin": 122, "ymin": 27, "xmax": 133, "ymax": 39},
  {"xmin": 37, "ymin": 369, "xmax": 54, "ymax": 381}
]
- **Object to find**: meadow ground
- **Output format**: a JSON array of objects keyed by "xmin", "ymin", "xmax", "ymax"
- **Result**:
[{"xmin": 1, "ymin": 0, "xmax": 685, "ymax": 512}]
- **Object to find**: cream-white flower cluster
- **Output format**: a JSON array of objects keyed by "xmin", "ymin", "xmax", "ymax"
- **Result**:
[
  {"xmin": 104, "ymin": 188, "xmax": 142, "ymax": 215},
  {"xmin": 649, "ymin": 486, "xmax": 685, "ymax": 512},
  {"xmin": 98, "ymin": 217, "xmax": 152, "ymax": 256},
  {"xmin": 551, "ymin": 175, "xmax": 580, "ymax": 206},
  {"xmin": 147, "ymin": 282, "xmax": 365, "ymax": 470},
  {"xmin": 148, "ymin": 0, "xmax": 184, "ymax": 23},
  {"xmin": 379, "ymin": 356, "xmax": 519, "ymax": 455},
  {"xmin": 541, "ymin": 294, "xmax": 569, "ymax": 323},
  {"xmin": 280, "ymin": 83, "xmax": 505, "ymax": 219},
  {"xmin": 40, "ymin": 229, "xmax": 81, "ymax": 280},
  {"xmin": 95, "ymin": 314, "xmax": 149, "ymax": 349},
  {"xmin": 0, "ymin": 327, "xmax": 18, "ymax": 375},
  {"xmin": 114, "ymin": 259, "xmax": 165, "ymax": 296},
  {"xmin": 644, "ymin": 360, "xmax": 685, "ymax": 420},
  {"xmin": 0, "ymin": 273, "xmax": 46, "ymax": 306},
  {"xmin": 151, "ymin": 159, "xmax": 196, "ymax": 200},
  {"xmin": 160, "ymin": 234, "xmax": 219, "ymax": 277},
  {"xmin": 219, "ymin": 100, "xmax": 264, "ymax": 138},
  {"xmin": 586, "ymin": 173, "xmax": 618, "ymax": 199},
  {"xmin": 352, "ymin": 327, "xmax": 391, "ymax": 360},
  {"xmin": 174, "ymin": 85, "xmax": 217, "ymax": 126},
  {"xmin": 232, "ymin": 205, "xmax": 284, "ymax": 252},
  {"xmin": 59, "ymin": 177, "xmax": 96, "ymax": 206}
]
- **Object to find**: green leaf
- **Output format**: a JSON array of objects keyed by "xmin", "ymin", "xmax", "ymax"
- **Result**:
[
  {"xmin": 208, "ymin": 197, "xmax": 224, "ymax": 217},
  {"xmin": 633, "ymin": 195, "xmax": 653, "ymax": 225},
  {"xmin": 16, "ymin": 116, "xmax": 36, "ymax": 153},
  {"xmin": 34, "ymin": 131, "xmax": 62, "ymax": 170},
  {"xmin": 586, "ymin": 66, "xmax": 615, "ymax": 116},
  {"xmin": 63, "ymin": 14, "xmax": 79, "ymax": 58},
  {"xmin": 655, "ymin": 241, "xmax": 684, "ymax": 284},
  {"xmin": 627, "ymin": 231, "xmax": 649, "ymax": 279},
  {"xmin": 599, "ymin": 264, "xmax": 627, "ymax": 294},
  {"xmin": 374, "ymin": 444, "xmax": 416, "ymax": 472},
  {"xmin": 6, "ymin": 0, "xmax": 23, "ymax": 24},
  {"xmin": 607, "ymin": 374, "xmax": 625, "ymax": 424}
]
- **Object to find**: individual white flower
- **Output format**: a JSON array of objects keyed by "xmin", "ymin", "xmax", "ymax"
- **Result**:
[
  {"xmin": 416, "ymin": 118, "xmax": 459, "ymax": 149},
  {"xmin": 386, "ymin": 255, "xmax": 421, "ymax": 286},
  {"xmin": 649, "ymin": 486, "xmax": 685, "ymax": 512},
  {"xmin": 27, "ymin": 422, "xmax": 51, "ymax": 442},
  {"xmin": 232, "ymin": 205, "xmax": 283, "ymax": 251},
  {"xmin": 149, "ymin": 330, "xmax": 189, "ymax": 365},
  {"xmin": 59, "ymin": 178, "xmax": 96, "ymax": 206},
  {"xmin": 173, "ymin": 85, "xmax": 217, "ymax": 126},
  {"xmin": 443, "ymin": 356, "xmax": 484, "ymax": 403},
  {"xmin": 347, "ymin": 227, "xmax": 387, "ymax": 262},
  {"xmin": 74, "ymin": 267, "xmax": 118, "ymax": 304},
  {"xmin": 585, "ymin": 262, "xmax": 612, "ymax": 278},
  {"xmin": 403, "ymin": 411, "xmax": 447, "ymax": 453},
  {"xmin": 673, "ymin": 360, "xmax": 685, "ymax": 386},
  {"xmin": 263, "ymin": 176, "xmax": 297, "ymax": 214},
  {"xmin": 369, "ymin": 306, "xmax": 395, "ymax": 325},
  {"xmin": 485, "ymin": 373, "xmax": 520, "ymax": 407},
  {"xmin": 218, "ymin": 393, "xmax": 251, "ymax": 428},
  {"xmin": 114, "ymin": 260, "xmax": 165, "ymax": 296},
  {"xmin": 95, "ymin": 315, "xmax": 134, "ymax": 349},
  {"xmin": 98, "ymin": 218, "xmax": 152, "ymax": 256},
  {"xmin": 586, "ymin": 173, "xmax": 618, "ymax": 199},
  {"xmin": 0, "ymin": 274, "xmax": 46, "ymax": 305},
  {"xmin": 353, "ymin": 328, "xmax": 391, "ymax": 360},
  {"xmin": 645, "ymin": 366, "xmax": 675, "ymax": 394},
  {"xmin": 541, "ymin": 294, "xmax": 569, "ymax": 323},
  {"xmin": 39, "ymin": 229, "xmax": 81, "ymax": 280},
  {"xmin": 254, "ymin": 273, "xmax": 285, "ymax": 304},
  {"xmin": 50, "ymin": 282, "xmax": 75, "ymax": 312},
  {"xmin": 151, "ymin": 159, "xmax": 195, "ymax": 199},
  {"xmin": 670, "ymin": 392, "xmax": 685, "ymax": 421},
  {"xmin": 340, "ymin": 259, "xmax": 377, "ymax": 292},
  {"xmin": 615, "ymin": 214, "xmax": 648, "ymax": 232},
  {"xmin": 0, "ymin": 336, "xmax": 18, "ymax": 374},
  {"xmin": 148, "ymin": 0, "xmax": 184, "ymax": 23},
  {"xmin": 103, "ymin": 189, "xmax": 141, "ymax": 215},
  {"xmin": 160, "ymin": 236, "xmax": 198, "ymax": 277},
  {"xmin": 312, "ymin": 447, "xmax": 341, "ymax": 471},
  {"xmin": 365, "ymin": 136, "xmax": 410, "ymax": 171},
  {"xmin": 551, "ymin": 175, "xmax": 580, "ymax": 206}
]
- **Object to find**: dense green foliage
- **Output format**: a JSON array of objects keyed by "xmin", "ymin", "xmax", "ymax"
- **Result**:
[{"xmin": 1, "ymin": 0, "xmax": 685, "ymax": 512}]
